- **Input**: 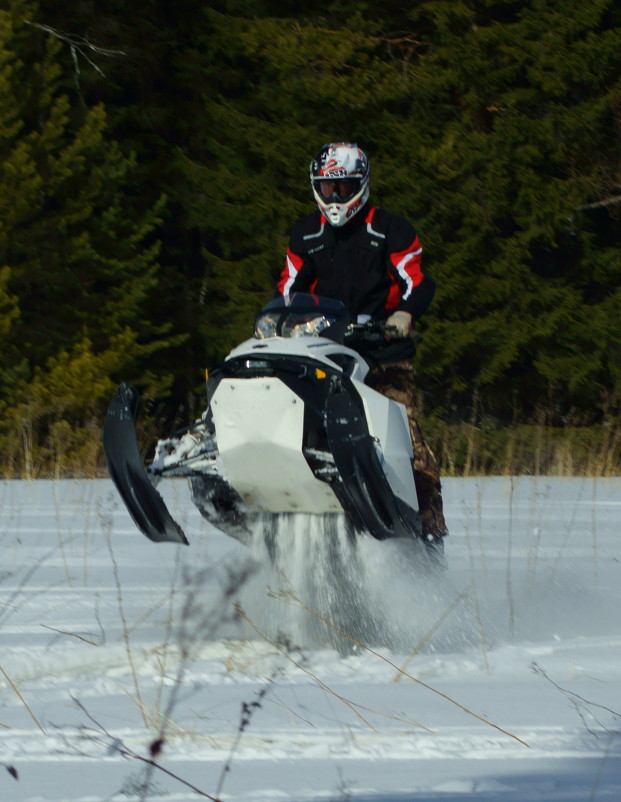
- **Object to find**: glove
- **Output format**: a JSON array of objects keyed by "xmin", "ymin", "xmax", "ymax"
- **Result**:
[{"xmin": 385, "ymin": 310, "xmax": 412, "ymax": 339}]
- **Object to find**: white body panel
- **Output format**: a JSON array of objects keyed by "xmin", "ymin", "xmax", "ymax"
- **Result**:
[
  {"xmin": 226, "ymin": 335, "xmax": 370, "ymax": 382},
  {"xmin": 353, "ymin": 379, "xmax": 416, "ymax": 505},
  {"xmin": 211, "ymin": 378, "xmax": 341, "ymax": 513},
  {"xmin": 210, "ymin": 334, "xmax": 417, "ymax": 515}
]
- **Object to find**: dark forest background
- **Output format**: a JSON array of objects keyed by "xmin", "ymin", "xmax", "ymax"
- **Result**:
[{"xmin": 1, "ymin": 0, "xmax": 619, "ymax": 476}]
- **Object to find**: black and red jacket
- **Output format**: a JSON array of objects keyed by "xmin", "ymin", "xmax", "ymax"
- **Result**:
[{"xmin": 277, "ymin": 204, "xmax": 435, "ymax": 323}]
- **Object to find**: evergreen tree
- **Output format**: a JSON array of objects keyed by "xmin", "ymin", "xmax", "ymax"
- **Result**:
[
  {"xmin": 14, "ymin": 0, "xmax": 621, "ymax": 451},
  {"xmin": 0, "ymin": 2, "xmax": 179, "ymax": 474},
  {"xmin": 170, "ymin": 0, "xmax": 621, "ymax": 417},
  {"xmin": 391, "ymin": 0, "xmax": 621, "ymax": 419}
]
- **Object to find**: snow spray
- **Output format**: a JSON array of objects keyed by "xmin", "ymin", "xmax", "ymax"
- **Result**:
[{"xmin": 237, "ymin": 513, "xmax": 475, "ymax": 654}]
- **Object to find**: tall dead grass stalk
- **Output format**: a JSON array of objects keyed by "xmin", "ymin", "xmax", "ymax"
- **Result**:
[
  {"xmin": 104, "ymin": 529, "xmax": 148, "ymax": 727},
  {"xmin": 0, "ymin": 665, "xmax": 47, "ymax": 735},
  {"xmin": 253, "ymin": 594, "xmax": 531, "ymax": 748}
]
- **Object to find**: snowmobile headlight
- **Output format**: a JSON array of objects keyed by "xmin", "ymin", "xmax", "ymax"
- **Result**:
[
  {"xmin": 254, "ymin": 313, "xmax": 280, "ymax": 339},
  {"xmin": 281, "ymin": 314, "xmax": 334, "ymax": 338}
]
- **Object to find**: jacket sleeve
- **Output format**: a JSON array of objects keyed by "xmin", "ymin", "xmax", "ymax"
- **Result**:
[
  {"xmin": 386, "ymin": 217, "xmax": 435, "ymax": 320},
  {"xmin": 276, "ymin": 221, "xmax": 317, "ymax": 296}
]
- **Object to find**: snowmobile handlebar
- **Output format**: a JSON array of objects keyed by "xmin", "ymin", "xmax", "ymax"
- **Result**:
[
  {"xmin": 345, "ymin": 320, "xmax": 421, "ymax": 344},
  {"xmin": 343, "ymin": 320, "xmax": 420, "ymax": 365}
]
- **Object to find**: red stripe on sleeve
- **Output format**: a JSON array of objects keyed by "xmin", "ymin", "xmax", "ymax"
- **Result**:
[
  {"xmin": 278, "ymin": 248, "xmax": 305, "ymax": 295},
  {"xmin": 385, "ymin": 278, "xmax": 402, "ymax": 310},
  {"xmin": 389, "ymin": 236, "xmax": 424, "ymax": 299}
]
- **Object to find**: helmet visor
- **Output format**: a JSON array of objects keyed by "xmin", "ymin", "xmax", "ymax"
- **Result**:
[{"xmin": 313, "ymin": 177, "xmax": 362, "ymax": 203}]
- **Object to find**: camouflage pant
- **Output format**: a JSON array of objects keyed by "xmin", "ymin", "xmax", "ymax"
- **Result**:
[{"xmin": 366, "ymin": 360, "xmax": 447, "ymax": 535}]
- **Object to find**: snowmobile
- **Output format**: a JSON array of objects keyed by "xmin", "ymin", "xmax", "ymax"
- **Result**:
[{"xmin": 103, "ymin": 293, "xmax": 434, "ymax": 556}]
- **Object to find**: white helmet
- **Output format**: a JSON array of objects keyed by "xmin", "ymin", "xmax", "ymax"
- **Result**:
[{"xmin": 309, "ymin": 142, "xmax": 370, "ymax": 227}]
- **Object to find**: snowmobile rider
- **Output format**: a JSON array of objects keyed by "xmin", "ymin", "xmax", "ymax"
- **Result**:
[{"xmin": 276, "ymin": 141, "xmax": 448, "ymax": 546}]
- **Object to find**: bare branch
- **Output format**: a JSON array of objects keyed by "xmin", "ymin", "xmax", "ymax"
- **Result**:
[
  {"xmin": 70, "ymin": 696, "xmax": 222, "ymax": 801},
  {"xmin": 578, "ymin": 194, "xmax": 621, "ymax": 211},
  {"xmin": 532, "ymin": 662, "xmax": 621, "ymax": 735},
  {"xmin": 23, "ymin": 20, "xmax": 126, "ymax": 87},
  {"xmin": 41, "ymin": 624, "xmax": 99, "ymax": 646},
  {"xmin": 214, "ymin": 678, "xmax": 276, "ymax": 799},
  {"xmin": 24, "ymin": 21, "xmax": 126, "ymax": 59}
]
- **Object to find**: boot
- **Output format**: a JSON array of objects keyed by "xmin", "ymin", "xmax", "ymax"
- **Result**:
[{"xmin": 414, "ymin": 470, "xmax": 448, "ymax": 566}]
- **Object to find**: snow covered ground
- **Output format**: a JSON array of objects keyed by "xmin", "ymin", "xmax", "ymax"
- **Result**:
[{"xmin": 1, "ymin": 476, "xmax": 620, "ymax": 801}]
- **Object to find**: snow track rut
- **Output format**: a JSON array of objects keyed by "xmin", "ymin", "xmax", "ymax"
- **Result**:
[{"xmin": 1, "ymin": 477, "xmax": 620, "ymax": 801}]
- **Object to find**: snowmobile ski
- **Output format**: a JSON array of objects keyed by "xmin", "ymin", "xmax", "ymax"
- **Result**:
[
  {"xmin": 325, "ymin": 389, "xmax": 419, "ymax": 540},
  {"xmin": 103, "ymin": 383, "xmax": 188, "ymax": 545}
]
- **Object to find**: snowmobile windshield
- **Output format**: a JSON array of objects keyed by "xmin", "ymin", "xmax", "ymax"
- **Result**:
[
  {"xmin": 254, "ymin": 294, "xmax": 349, "ymax": 342},
  {"xmin": 281, "ymin": 313, "xmax": 334, "ymax": 338}
]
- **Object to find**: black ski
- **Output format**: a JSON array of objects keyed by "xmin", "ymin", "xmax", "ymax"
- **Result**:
[
  {"xmin": 103, "ymin": 383, "xmax": 189, "ymax": 545},
  {"xmin": 325, "ymin": 389, "xmax": 420, "ymax": 541}
]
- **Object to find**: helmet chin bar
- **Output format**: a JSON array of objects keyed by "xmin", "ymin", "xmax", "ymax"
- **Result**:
[
  {"xmin": 314, "ymin": 185, "xmax": 369, "ymax": 227},
  {"xmin": 324, "ymin": 203, "xmax": 350, "ymax": 227}
]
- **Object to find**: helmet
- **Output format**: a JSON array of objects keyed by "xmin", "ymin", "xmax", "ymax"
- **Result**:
[{"xmin": 309, "ymin": 142, "xmax": 370, "ymax": 227}]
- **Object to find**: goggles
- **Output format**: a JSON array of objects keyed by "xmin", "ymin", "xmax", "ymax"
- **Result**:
[{"xmin": 313, "ymin": 177, "xmax": 362, "ymax": 203}]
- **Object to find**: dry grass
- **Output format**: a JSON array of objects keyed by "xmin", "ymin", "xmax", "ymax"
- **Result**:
[
  {"xmin": 0, "ymin": 408, "xmax": 619, "ymax": 479},
  {"xmin": 423, "ymin": 418, "xmax": 621, "ymax": 477},
  {"xmin": 0, "ymin": 413, "xmax": 162, "ymax": 480}
]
